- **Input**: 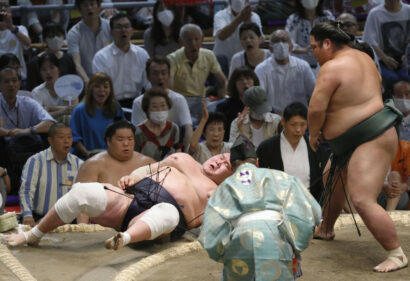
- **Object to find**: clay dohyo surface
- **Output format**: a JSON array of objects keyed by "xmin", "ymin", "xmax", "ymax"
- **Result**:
[
  {"xmin": 0, "ymin": 213, "xmax": 409, "ymax": 281},
  {"xmin": 135, "ymin": 224, "xmax": 410, "ymax": 281},
  {"xmin": 0, "ymin": 228, "xmax": 196, "ymax": 281}
]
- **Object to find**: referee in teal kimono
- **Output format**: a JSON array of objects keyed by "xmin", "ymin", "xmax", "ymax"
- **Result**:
[{"xmin": 199, "ymin": 135, "xmax": 322, "ymax": 281}]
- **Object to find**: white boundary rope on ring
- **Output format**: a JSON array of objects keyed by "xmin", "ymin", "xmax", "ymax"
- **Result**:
[
  {"xmin": 0, "ymin": 224, "xmax": 111, "ymax": 281},
  {"xmin": 0, "ymin": 212, "xmax": 409, "ymax": 281},
  {"xmin": 0, "ymin": 243, "xmax": 37, "ymax": 281},
  {"xmin": 114, "ymin": 211, "xmax": 410, "ymax": 281}
]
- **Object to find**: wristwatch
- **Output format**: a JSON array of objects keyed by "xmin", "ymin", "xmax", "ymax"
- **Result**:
[
  {"xmin": 30, "ymin": 126, "xmax": 36, "ymax": 134},
  {"xmin": 0, "ymin": 168, "xmax": 7, "ymax": 177},
  {"xmin": 12, "ymin": 26, "xmax": 19, "ymax": 34}
]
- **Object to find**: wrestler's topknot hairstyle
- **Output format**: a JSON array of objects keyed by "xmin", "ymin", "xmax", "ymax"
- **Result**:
[
  {"xmin": 104, "ymin": 119, "xmax": 135, "ymax": 143},
  {"xmin": 310, "ymin": 20, "xmax": 354, "ymax": 49}
]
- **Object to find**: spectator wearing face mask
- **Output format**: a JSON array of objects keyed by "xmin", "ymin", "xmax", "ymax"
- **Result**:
[
  {"xmin": 134, "ymin": 87, "xmax": 181, "ymax": 161},
  {"xmin": 27, "ymin": 23, "xmax": 77, "ymax": 91},
  {"xmin": 393, "ymin": 79, "xmax": 410, "ymax": 141},
  {"xmin": 229, "ymin": 86, "xmax": 281, "ymax": 148},
  {"xmin": 254, "ymin": 29, "xmax": 315, "ymax": 115},
  {"xmin": 213, "ymin": 0, "xmax": 262, "ymax": 76},
  {"xmin": 285, "ymin": 0, "xmax": 334, "ymax": 72},
  {"xmin": 144, "ymin": 0, "xmax": 182, "ymax": 58}
]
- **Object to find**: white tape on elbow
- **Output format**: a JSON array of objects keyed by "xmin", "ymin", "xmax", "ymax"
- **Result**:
[
  {"xmin": 54, "ymin": 182, "xmax": 107, "ymax": 223},
  {"xmin": 140, "ymin": 203, "xmax": 180, "ymax": 240}
]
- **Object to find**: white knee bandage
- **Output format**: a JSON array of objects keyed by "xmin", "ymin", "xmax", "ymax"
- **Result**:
[
  {"xmin": 140, "ymin": 203, "xmax": 180, "ymax": 240},
  {"xmin": 54, "ymin": 182, "xmax": 107, "ymax": 223}
]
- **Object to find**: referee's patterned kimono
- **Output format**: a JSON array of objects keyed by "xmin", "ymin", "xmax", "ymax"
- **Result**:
[{"xmin": 199, "ymin": 163, "xmax": 322, "ymax": 281}]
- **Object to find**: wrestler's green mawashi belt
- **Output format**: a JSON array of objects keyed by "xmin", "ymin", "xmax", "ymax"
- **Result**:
[{"xmin": 328, "ymin": 99, "xmax": 403, "ymax": 156}]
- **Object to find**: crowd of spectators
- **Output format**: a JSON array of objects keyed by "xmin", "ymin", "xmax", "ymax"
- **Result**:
[{"xmin": 0, "ymin": 0, "xmax": 409, "ymax": 216}]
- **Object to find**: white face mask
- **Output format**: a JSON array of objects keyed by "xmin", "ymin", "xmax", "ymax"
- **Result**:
[
  {"xmin": 231, "ymin": 0, "xmax": 245, "ymax": 13},
  {"xmin": 46, "ymin": 36, "xmax": 64, "ymax": 51},
  {"xmin": 301, "ymin": 0, "xmax": 319, "ymax": 10},
  {"xmin": 250, "ymin": 111, "xmax": 265, "ymax": 120},
  {"xmin": 150, "ymin": 110, "xmax": 169, "ymax": 124},
  {"xmin": 394, "ymin": 98, "xmax": 410, "ymax": 114},
  {"xmin": 157, "ymin": 9, "xmax": 174, "ymax": 27},
  {"xmin": 272, "ymin": 42, "xmax": 290, "ymax": 60}
]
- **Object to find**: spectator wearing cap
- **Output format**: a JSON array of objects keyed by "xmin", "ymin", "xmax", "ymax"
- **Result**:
[
  {"xmin": 229, "ymin": 86, "xmax": 281, "ymax": 147},
  {"xmin": 255, "ymin": 30, "xmax": 315, "ymax": 115},
  {"xmin": 256, "ymin": 102, "xmax": 329, "ymax": 203}
]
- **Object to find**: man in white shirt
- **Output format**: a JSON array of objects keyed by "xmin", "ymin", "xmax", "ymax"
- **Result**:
[
  {"xmin": 213, "ymin": 0, "xmax": 262, "ymax": 75},
  {"xmin": 93, "ymin": 13, "xmax": 150, "ymax": 109},
  {"xmin": 131, "ymin": 56, "xmax": 193, "ymax": 151},
  {"xmin": 67, "ymin": 0, "xmax": 111, "ymax": 84},
  {"xmin": 362, "ymin": 0, "xmax": 410, "ymax": 90},
  {"xmin": 0, "ymin": 0, "xmax": 31, "ymax": 81},
  {"xmin": 255, "ymin": 29, "xmax": 316, "ymax": 115}
]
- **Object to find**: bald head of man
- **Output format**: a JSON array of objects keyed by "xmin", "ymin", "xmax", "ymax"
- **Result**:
[{"xmin": 337, "ymin": 13, "xmax": 359, "ymax": 37}]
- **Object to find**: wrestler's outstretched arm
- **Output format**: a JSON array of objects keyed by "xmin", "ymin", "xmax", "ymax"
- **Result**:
[
  {"xmin": 7, "ymin": 207, "xmax": 65, "ymax": 246},
  {"xmin": 118, "ymin": 165, "xmax": 154, "ymax": 189}
]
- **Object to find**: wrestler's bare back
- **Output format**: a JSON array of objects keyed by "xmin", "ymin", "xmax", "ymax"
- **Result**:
[{"xmin": 317, "ymin": 48, "xmax": 384, "ymax": 139}]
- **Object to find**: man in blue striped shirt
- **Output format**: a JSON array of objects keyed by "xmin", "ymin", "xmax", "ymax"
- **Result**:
[{"xmin": 19, "ymin": 123, "xmax": 83, "ymax": 226}]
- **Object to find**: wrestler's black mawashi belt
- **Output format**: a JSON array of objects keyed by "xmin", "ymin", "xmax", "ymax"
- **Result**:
[
  {"xmin": 122, "ymin": 177, "xmax": 187, "ymax": 238},
  {"xmin": 328, "ymin": 99, "xmax": 403, "ymax": 156}
]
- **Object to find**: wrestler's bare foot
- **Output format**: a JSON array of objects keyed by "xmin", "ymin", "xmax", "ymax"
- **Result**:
[
  {"xmin": 7, "ymin": 232, "xmax": 40, "ymax": 247},
  {"xmin": 373, "ymin": 253, "xmax": 408, "ymax": 273},
  {"xmin": 313, "ymin": 225, "xmax": 335, "ymax": 241},
  {"xmin": 105, "ymin": 233, "xmax": 124, "ymax": 251}
]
